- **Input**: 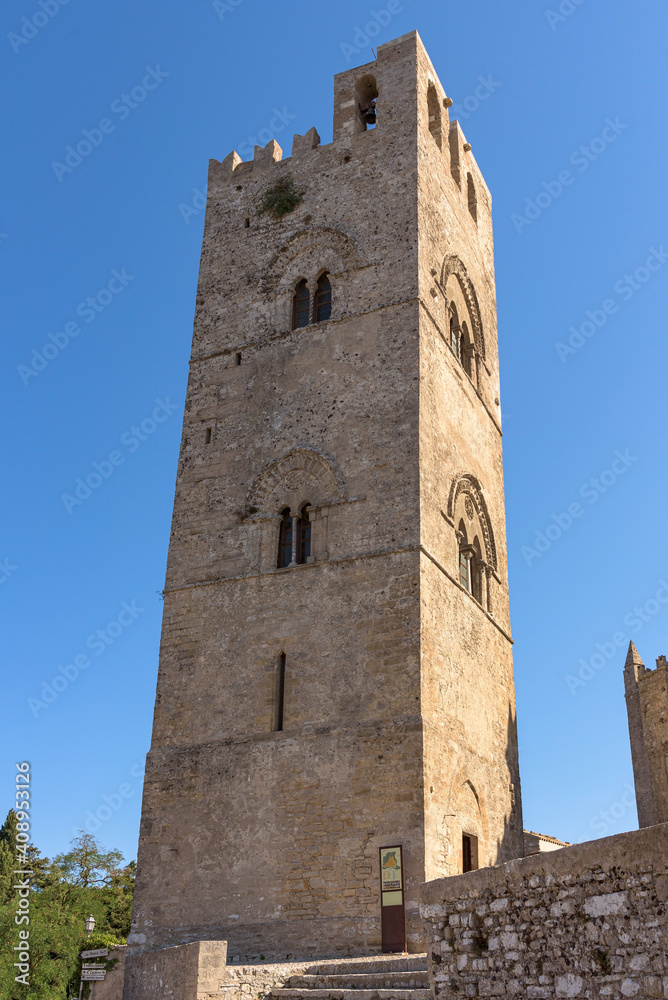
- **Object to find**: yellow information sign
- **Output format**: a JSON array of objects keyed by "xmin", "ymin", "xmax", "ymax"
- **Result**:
[{"xmin": 380, "ymin": 846, "xmax": 403, "ymax": 905}]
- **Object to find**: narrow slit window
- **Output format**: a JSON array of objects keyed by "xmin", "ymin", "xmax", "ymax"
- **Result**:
[
  {"xmin": 314, "ymin": 274, "xmax": 332, "ymax": 323},
  {"xmin": 236, "ymin": 352, "xmax": 242, "ymax": 366},
  {"xmin": 292, "ymin": 280, "xmax": 311, "ymax": 329},
  {"xmin": 204, "ymin": 427, "xmax": 212, "ymax": 445},
  {"xmin": 275, "ymin": 653, "xmax": 286, "ymax": 732},
  {"xmin": 467, "ymin": 173, "xmax": 477, "ymax": 222},
  {"xmin": 427, "ymin": 83, "xmax": 442, "ymax": 148}
]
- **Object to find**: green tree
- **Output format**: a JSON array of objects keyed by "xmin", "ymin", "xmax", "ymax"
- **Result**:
[
  {"xmin": 100, "ymin": 860, "xmax": 136, "ymax": 938},
  {"xmin": 22, "ymin": 843, "xmax": 55, "ymax": 891},
  {"xmin": 52, "ymin": 832, "xmax": 123, "ymax": 889},
  {"xmin": 0, "ymin": 810, "xmax": 19, "ymax": 903},
  {"xmin": 0, "ymin": 831, "xmax": 134, "ymax": 999}
]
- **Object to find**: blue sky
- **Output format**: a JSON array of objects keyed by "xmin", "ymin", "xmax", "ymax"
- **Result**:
[{"xmin": 1, "ymin": 0, "xmax": 667, "ymax": 864}]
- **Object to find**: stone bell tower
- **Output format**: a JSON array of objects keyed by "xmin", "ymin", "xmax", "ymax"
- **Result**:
[
  {"xmin": 124, "ymin": 30, "xmax": 523, "ymax": 991},
  {"xmin": 625, "ymin": 641, "xmax": 668, "ymax": 827}
]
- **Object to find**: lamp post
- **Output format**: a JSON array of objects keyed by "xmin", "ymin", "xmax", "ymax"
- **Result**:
[{"xmin": 78, "ymin": 915, "xmax": 96, "ymax": 1000}]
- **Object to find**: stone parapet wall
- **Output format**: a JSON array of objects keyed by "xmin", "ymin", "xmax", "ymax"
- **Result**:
[
  {"xmin": 420, "ymin": 823, "xmax": 668, "ymax": 999},
  {"xmin": 123, "ymin": 941, "xmax": 228, "ymax": 1000}
]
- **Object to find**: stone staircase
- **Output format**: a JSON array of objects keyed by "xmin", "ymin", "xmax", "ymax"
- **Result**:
[{"xmin": 268, "ymin": 954, "xmax": 431, "ymax": 1000}]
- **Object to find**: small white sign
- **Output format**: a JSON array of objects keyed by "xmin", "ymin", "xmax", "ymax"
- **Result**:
[
  {"xmin": 82, "ymin": 963, "xmax": 106, "ymax": 969},
  {"xmin": 82, "ymin": 970, "xmax": 106, "ymax": 981},
  {"xmin": 81, "ymin": 948, "xmax": 109, "ymax": 959}
]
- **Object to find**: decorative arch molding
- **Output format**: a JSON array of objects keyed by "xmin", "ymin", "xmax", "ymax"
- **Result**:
[
  {"xmin": 264, "ymin": 227, "xmax": 365, "ymax": 293},
  {"xmin": 440, "ymin": 254, "xmax": 486, "ymax": 359},
  {"xmin": 461, "ymin": 778, "xmax": 481, "ymax": 810},
  {"xmin": 246, "ymin": 446, "xmax": 345, "ymax": 516},
  {"xmin": 441, "ymin": 765, "xmax": 491, "ymax": 870},
  {"xmin": 447, "ymin": 473, "xmax": 497, "ymax": 571}
]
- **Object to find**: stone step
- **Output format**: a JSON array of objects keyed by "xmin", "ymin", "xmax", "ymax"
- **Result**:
[
  {"xmin": 286, "ymin": 973, "xmax": 429, "ymax": 990},
  {"xmin": 300, "ymin": 956, "xmax": 427, "ymax": 976},
  {"xmin": 270, "ymin": 990, "xmax": 432, "ymax": 1000}
]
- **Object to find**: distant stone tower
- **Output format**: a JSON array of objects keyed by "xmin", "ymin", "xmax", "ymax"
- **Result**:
[
  {"xmin": 624, "ymin": 641, "xmax": 668, "ymax": 827},
  {"xmin": 124, "ymin": 31, "xmax": 523, "ymax": 989}
]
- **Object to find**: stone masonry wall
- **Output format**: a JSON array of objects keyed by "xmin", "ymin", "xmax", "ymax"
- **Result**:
[
  {"xmin": 123, "ymin": 941, "xmax": 227, "ymax": 1000},
  {"xmin": 420, "ymin": 822, "xmax": 668, "ymax": 999}
]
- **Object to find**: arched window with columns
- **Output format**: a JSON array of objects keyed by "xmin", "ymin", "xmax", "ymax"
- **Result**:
[
  {"xmin": 291, "ymin": 274, "xmax": 332, "ymax": 329},
  {"xmin": 247, "ymin": 446, "xmax": 346, "ymax": 575},
  {"xmin": 441, "ymin": 257, "xmax": 485, "ymax": 390},
  {"xmin": 457, "ymin": 521, "xmax": 481, "ymax": 603},
  {"xmin": 449, "ymin": 475, "xmax": 497, "ymax": 614},
  {"xmin": 277, "ymin": 504, "xmax": 313, "ymax": 568}
]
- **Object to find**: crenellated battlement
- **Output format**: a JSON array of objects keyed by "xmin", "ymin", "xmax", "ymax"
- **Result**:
[
  {"xmin": 206, "ymin": 26, "xmax": 489, "ymax": 238},
  {"xmin": 209, "ymin": 126, "xmax": 323, "ymax": 184}
]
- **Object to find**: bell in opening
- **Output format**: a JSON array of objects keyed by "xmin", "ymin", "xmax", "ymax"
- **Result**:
[
  {"xmin": 356, "ymin": 74, "xmax": 379, "ymax": 131},
  {"xmin": 363, "ymin": 100, "xmax": 377, "ymax": 125}
]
